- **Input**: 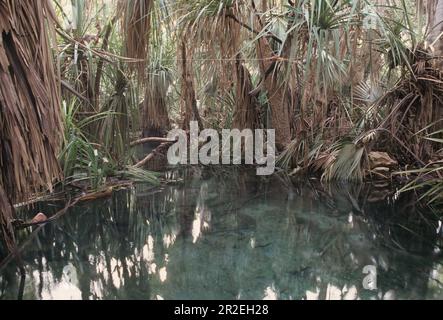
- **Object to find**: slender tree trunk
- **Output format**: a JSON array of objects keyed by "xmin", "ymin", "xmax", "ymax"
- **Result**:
[
  {"xmin": 233, "ymin": 54, "xmax": 259, "ymax": 130},
  {"xmin": 179, "ymin": 40, "xmax": 203, "ymax": 131}
]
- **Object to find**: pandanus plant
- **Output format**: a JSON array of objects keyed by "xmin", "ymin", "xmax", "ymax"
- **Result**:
[{"xmin": 0, "ymin": 0, "xmax": 62, "ymax": 252}]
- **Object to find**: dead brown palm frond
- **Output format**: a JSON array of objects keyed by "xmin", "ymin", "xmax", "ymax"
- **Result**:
[
  {"xmin": 0, "ymin": 0, "xmax": 63, "ymax": 202},
  {"xmin": 0, "ymin": 186, "xmax": 16, "ymax": 253},
  {"xmin": 141, "ymin": 64, "xmax": 171, "ymax": 138},
  {"xmin": 179, "ymin": 40, "xmax": 203, "ymax": 131},
  {"xmin": 232, "ymin": 54, "xmax": 260, "ymax": 130},
  {"xmin": 0, "ymin": 0, "xmax": 62, "ymax": 251},
  {"xmin": 376, "ymin": 46, "xmax": 443, "ymax": 165},
  {"xmin": 176, "ymin": 1, "xmax": 247, "ymax": 132},
  {"xmin": 122, "ymin": 0, "xmax": 153, "ymax": 82}
]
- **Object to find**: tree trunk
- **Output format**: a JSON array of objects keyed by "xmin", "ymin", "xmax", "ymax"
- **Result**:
[
  {"xmin": 233, "ymin": 54, "xmax": 259, "ymax": 130},
  {"xmin": 123, "ymin": 0, "xmax": 153, "ymax": 83},
  {"xmin": 141, "ymin": 70, "xmax": 171, "ymax": 139},
  {"xmin": 0, "ymin": 0, "xmax": 62, "ymax": 252},
  {"xmin": 0, "ymin": 0, "xmax": 63, "ymax": 201},
  {"xmin": 429, "ymin": 0, "xmax": 443, "ymax": 69},
  {"xmin": 254, "ymin": 28, "xmax": 292, "ymax": 151},
  {"xmin": 179, "ymin": 41, "xmax": 203, "ymax": 131}
]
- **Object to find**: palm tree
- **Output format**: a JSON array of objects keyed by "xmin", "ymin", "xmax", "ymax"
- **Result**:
[
  {"xmin": 122, "ymin": 0, "xmax": 153, "ymax": 82},
  {"xmin": 428, "ymin": 0, "xmax": 443, "ymax": 68},
  {"xmin": 125, "ymin": 0, "xmax": 172, "ymax": 144},
  {"xmin": 179, "ymin": 39, "xmax": 203, "ymax": 131},
  {"xmin": 0, "ymin": 0, "xmax": 62, "ymax": 251},
  {"xmin": 250, "ymin": 1, "xmax": 292, "ymax": 150}
]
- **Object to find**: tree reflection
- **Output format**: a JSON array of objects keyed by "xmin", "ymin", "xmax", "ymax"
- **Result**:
[{"xmin": 0, "ymin": 170, "xmax": 442, "ymax": 300}]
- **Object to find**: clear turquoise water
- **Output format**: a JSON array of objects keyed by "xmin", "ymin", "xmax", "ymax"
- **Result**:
[{"xmin": 1, "ymin": 169, "xmax": 442, "ymax": 300}]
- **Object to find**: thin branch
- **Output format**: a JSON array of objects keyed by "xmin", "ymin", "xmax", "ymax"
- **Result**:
[
  {"xmin": 135, "ymin": 142, "xmax": 172, "ymax": 168},
  {"xmin": 0, "ymin": 198, "xmax": 79, "ymax": 272},
  {"xmin": 130, "ymin": 137, "xmax": 177, "ymax": 147},
  {"xmin": 225, "ymin": 13, "xmax": 282, "ymax": 44},
  {"xmin": 61, "ymin": 80, "xmax": 91, "ymax": 105}
]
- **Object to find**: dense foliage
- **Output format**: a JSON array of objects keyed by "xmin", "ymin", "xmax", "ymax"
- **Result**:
[{"xmin": 0, "ymin": 0, "xmax": 442, "ymax": 252}]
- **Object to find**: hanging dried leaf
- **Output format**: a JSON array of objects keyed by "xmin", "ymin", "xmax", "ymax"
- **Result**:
[
  {"xmin": 122, "ymin": 0, "xmax": 153, "ymax": 82},
  {"xmin": 0, "ymin": 0, "xmax": 62, "ymax": 242}
]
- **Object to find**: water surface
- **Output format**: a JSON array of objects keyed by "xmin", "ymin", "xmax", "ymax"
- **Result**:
[{"xmin": 1, "ymin": 169, "xmax": 442, "ymax": 300}]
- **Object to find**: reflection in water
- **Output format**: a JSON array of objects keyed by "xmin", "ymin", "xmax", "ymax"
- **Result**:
[{"xmin": 0, "ymin": 169, "xmax": 442, "ymax": 300}]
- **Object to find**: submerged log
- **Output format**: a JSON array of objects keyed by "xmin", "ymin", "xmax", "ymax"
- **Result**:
[{"xmin": 77, "ymin": 187, "xmax": 115, "ymax": 202}]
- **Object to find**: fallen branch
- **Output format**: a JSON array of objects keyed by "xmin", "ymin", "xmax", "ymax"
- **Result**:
[
  {"xmin": 60, "ymin": 80, "xmax": 92, "ymax": 105},
  {"xmin": 135, "ymin": 142, "xmax": 171, "ymax": 168},
  {"xmin": 130, "ymin": 137, "xmax": 177, "ymax": 147},
  {"xmin": 0, "ymin": 197, "xmax": 79, "ymax": 272}
]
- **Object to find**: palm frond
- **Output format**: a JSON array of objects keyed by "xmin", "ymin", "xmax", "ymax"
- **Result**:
[{"xmin": 0, "ymin": 0, "xmax": 63, "ymax": 202}]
